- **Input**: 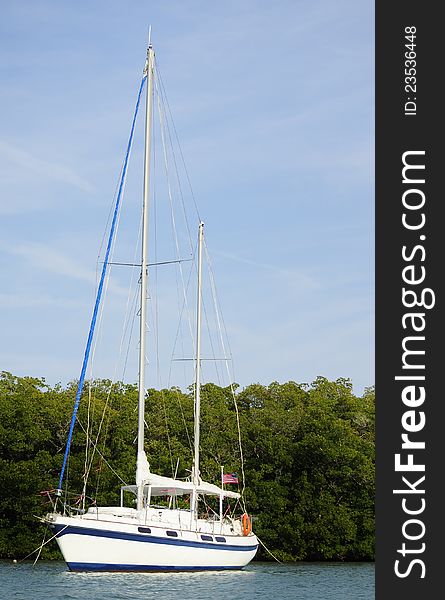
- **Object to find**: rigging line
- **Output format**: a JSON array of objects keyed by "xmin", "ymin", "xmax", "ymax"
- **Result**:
[
  {"xmin": 121, "ymin": 286, "xmax": 139, "ymax": 382},
  {"xmin": 89, "ymin": 208, "xmax": 142, "ymax": 496},
  {"xmin": 57, "ymin": 75, "xmax": 147, "ymax": 493},
  {"xmin": 85, "ymin": 176, "xmax": 128, "ymax": 494},
  {"xmin": 173, "ymin": 388, "xmax": 193, "ymax": 458},
  {"xmin": 32, "ymin": 523, "xmax": 49, "ymax": 565},
  {"xmin": 204, "ymin": 240, "xmax": 247, "ymax": 499},
  {"xmin": 257, "ymin": 535, "xmax": 283, "ymax": 564},
  {"xmin": 83, "ymin": 106, "xmax": 135, "ymax": 503},
  {"xmin": 146, "ymin": 261, "xmax": 158, "ymax": 384},
  {"xmin": 85, "ymin": 262, "xmax": 139, "ymax": 492},
  {"xmin": 93, "ymin": 411, "xmax": 108, "ymax": 500},
  {"xmin": 201, "ymin": 276, "xmax": 223, "ymax": 386},
  {"xmin": 86, "ymin": 243, "xmax": 141, "ymax": 496},
  {"xmin": 93, "ymin": 290, "xmax": 137, "ymax": 498},
  {"xmin": 161, "ymin": 389, "xmax": 175, "ymax": 476},
  {"xmin": 107, "ymin": 258, "xmax": 193, "ymax": 267},
  {"xmin": 168, "ymin": 457, "xmax": 181, "ymax": 509},
  {"xmin": 92, "ymin": 163, "xmax": 124, "ymax": 338},
  {"xmin": 152, "ymin": 120, "xmax": 161, "ymax": 389},
  {"xmin": 199, "ymin": 296, "xmax": 218, "ymax": 385},
  {"xmin": 204, "ymin": 240, "xmax": 237, "ymax": 388},
  {"xmin": 93, "ymin": 383, "xmax": 120, "ymax": 500},
  {"xmin": 189, "ymin": 231, "xmax": 222, "ymax": 386},
  {"xmin": 167, "ymin": 255, "xmax": 194, "ymax": 386},
  {"xmin": 19, "ymin": 525, "xmax": 69, "ymax": 564},
  {"xmin": 172, "ymin": 358, "xmax": 230, "ymax": 361},
  {"xmin": 75, "ymin": 415, "xmax": 128, "ymax": 486},
  {"xmin": 165, "ymin": 252, "xmax": 194, "ymax": 457},
  {"xmin": 155, "ymin": 59, "xmax": 201, "ymax": 224},
  {"xmin": 154, "ymin": 60, "xmax": 195, "ymax": 254},
  {"xmin": 168, "ymin": 241, "xmax": 194, "ymax": 395},
  {"xmin": 90, "ymin": 164, "xmax": 127, "ymax": 397},
  {"xmin": 86, "ymin": 174, "xmax": 129, "ymax": 501},
  {"xmin": 154, "ymin": 68, "xmax": 197, "ymax": 349},
  {"xmin": 174, "ymin": 364, "xmax": 193, "ymax": 456},
  {"xmin": 85, "ymin": 292, "xmax": 139, "ymax": 496},
  {"xmin": 165, "ymin": 253, "xmax": 195, "ymax": 454},
  {"xmin": 81, "ymin": 383, "xmax": 93, "ymax": 511},
  {"xmin": 63, "ymin": 455, "xmax": 70, "ymax": 510},
  {"xmin": 207, "ymin": 247, "xmax": 237, "ymax": 380},
  {"xmin": 96, "ymin": 161, "xmax": 125, "ymax": 279},
  {"xmin": 90, "ymin": 302, "xmax": 133, "ymax": 497},
  {"xmin": 155, "ymin": 75, "xmax": 184, "ymax": 281},
  {"xmin": 120, "ymin": 210, "xmax": 144, "ymax": 383},
  {"xmin": 85, "ymin": 385, "xmax": 114, "ymax": 492},
  {"xmin": 155, "ymin": 76, "xmax": 196, "ymax": 359},
  {"xmin": 114, "ymin": 204, "xmax": 143, "ymax": 380},
  {"xmin": 88, "ymin": 137, "xmax": 131, "ymax": 382}
]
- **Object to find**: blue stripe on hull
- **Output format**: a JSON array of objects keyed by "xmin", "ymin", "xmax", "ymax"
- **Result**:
[
  {"xmin": 53, "ymin": 524, "xmax": 258, "ymax": 552},
  {"xmin": 67, "ymin": 562, "xmax": 245, "ymax": 572}
]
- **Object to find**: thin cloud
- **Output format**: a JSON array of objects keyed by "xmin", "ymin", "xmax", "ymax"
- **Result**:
[
  {"xmin": 0, "ymin": 140, "xmax": 95, "ymax": 194},
  {"xmin": 215, "ymin": 250, "xmax": 321, "ymax": 291},
  {"xmin": 0, "ymin": 292, "xmax": 82, "ymax": 309},
  {"xmin": 4, "ymin": 242, "xmax": 128, "ymax": 297}
]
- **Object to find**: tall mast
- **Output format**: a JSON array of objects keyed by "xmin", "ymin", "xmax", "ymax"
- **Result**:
[
  {"xmin": 193, "ymin": 222, "xmax": 204, "ymax": 488},
  {"xmin": 136, "ymin": 44, "xmax": 154, "ymax": 511}
]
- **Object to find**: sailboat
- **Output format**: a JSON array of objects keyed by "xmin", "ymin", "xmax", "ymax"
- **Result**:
[{"xmin": 43, "ymin": 43, "xmax": 258, "ymax": 571}]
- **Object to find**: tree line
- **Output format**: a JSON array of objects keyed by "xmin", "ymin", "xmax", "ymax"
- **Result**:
[{"xmin": 0, "ymin": 370, "xmax": 374, "ymax": 561}]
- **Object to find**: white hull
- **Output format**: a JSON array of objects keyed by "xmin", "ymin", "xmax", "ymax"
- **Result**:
[{"xmin": 47, "ymin": 512, "xmax": 258, "ymax": 571}]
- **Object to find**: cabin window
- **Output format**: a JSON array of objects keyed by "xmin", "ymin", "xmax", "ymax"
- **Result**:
[
  {"xmin": 138, "ymin": 527, "xmax": 151, "ymax": 534},
  {"xmin": 215, "ymin": 536, "xmax": 226, "ymax": 542},
  {"xmin": 166, "ymin": 530, "xmax": 178, "ymax": 537},
  {"xmin": 201, "ymin": 534, "xmax": 213, "ymax": 541}
]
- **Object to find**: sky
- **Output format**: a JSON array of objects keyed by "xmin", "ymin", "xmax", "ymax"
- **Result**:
[{"xmin": 0, "ymin": 0, "xmax": 374, "ymax": 396}]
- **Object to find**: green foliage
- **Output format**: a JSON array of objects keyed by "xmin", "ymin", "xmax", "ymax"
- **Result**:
[{"xmin": 0, "ymin": 371, "xmax": 374, "ymax": 561}]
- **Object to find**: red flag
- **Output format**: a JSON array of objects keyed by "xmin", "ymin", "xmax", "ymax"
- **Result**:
[{"xmin": 223, "ymin": 473, "xmax": 239, "ymax": 484}]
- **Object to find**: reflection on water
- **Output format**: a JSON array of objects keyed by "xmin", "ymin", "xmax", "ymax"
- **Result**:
[{"xmin": 1, "ymin": 560, "xmax": 374, "ymax": 600}]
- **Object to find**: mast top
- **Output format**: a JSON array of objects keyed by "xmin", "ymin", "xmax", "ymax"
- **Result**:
[
  {"xmin": 148, "ymin": 25, "xmax": 152, "ymax": 47},
  {"xmin": 144, "ymin": 37, "xmax": 154, "ymax": 76}
]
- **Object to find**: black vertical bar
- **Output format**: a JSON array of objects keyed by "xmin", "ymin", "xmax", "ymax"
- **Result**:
[{"xmin": 376, "ymin": 2, "xmax": 442, "ymax": 597}]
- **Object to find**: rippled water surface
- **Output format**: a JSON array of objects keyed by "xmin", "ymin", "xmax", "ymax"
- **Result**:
[{"xmin": 1, "ymin": 560, "xmax": 374, "ymax": 599}]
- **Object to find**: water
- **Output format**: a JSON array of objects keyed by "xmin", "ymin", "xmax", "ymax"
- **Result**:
[{"xmin": 1, "ymin": 561, "xmax": 374, "ymax": 599}]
